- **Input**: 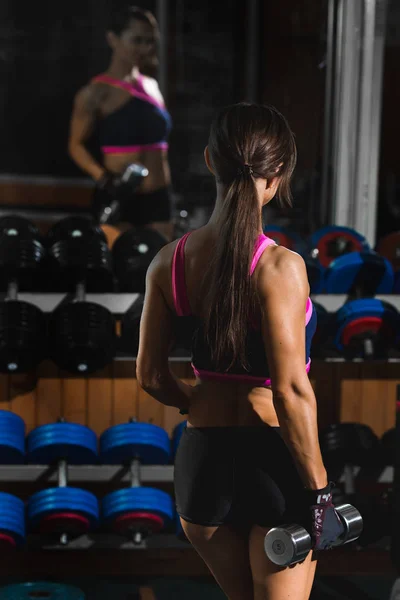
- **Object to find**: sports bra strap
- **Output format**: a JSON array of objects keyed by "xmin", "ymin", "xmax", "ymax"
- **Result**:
[
  {"xmin": 250, "ymin": 236, "xmax": 276, "ymax": 276},
  {"xmin": 172, "ymin": 232, "xmax": 192, "ymax": 316}
]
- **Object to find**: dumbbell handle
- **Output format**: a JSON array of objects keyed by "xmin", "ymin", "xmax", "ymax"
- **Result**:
[
  {"xmin": 75, "ymin": 282, "xmax": 86, "ymax": 302},
  {"xmin": 58, "ymin": 459, "xmax": 68, "ymax": 487},
  {"xmin": 130, "ymin": 458, "xmax": 141, "ymax": 488},
  {"xmin": 6, "ymin": 280, "xmax": 18, "ymax": 301}
]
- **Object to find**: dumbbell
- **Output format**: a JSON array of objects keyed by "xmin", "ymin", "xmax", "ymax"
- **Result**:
[
  {"xmin": 309, "ymin": 226, "xmax": 394, "ymax": 294},
  {"xmin": 0, "ymin": 492, "xmax": 25, "ymax": 549},
  {"xmin": 263, "ymin": 225, "xmax": 324, "ymax": 293},
  {"xmin": 0, "ymin": 215, "xmax": 47, "ymax": 372},
  {"xmin": 100, "ymin": 419, "xmax": 174, "ymax": 545},
  {"xmin": 0, "ymin": 582, "xmax": 85, "ymax": 599},
  {"xmin": 0, "ymin": 410, "xmax": 25, "ymax": 464},
  {"xmin": 112, "ymin": 227, "xmax": 167, "ymax": 292},
  {"xmin": 376, "ymin": 231, "xmax": 400, "ymax": 273},
  {"xmin": 46, "ymin": 217, "xmax": 117, "ymax": 374},
  {"xmin": 93, "ymin": 163, "xmax": 149, "ymax": 225},
  {"xmin": 26, "ymin": 419, "xmax": 99, "ymax": 545},
  {"xmin": 264, "ymin": 502, "xmax": 363, "ymax": 566},
  {"xmin": 333, "ymin": 299, "xmax": 399, "ymax": 359}
]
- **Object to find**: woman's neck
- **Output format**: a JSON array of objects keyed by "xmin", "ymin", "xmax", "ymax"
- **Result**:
[{"xmin": 106, "ymin": 59, "xmax": 140, "ymax": 82}]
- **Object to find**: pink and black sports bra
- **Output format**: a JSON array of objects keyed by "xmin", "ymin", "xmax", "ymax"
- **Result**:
[
  {"xmin": 172, "ymin": 232, "xmax": 316, "ymax": 386},
  {"xmin": 92, "ymin": 74, "xmax": 172, "ymax": 155}
]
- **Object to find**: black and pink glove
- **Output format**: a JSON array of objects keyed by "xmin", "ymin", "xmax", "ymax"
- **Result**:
[{"xmin": 304, "ymin": 481, "xmax": 345, "ymax": 550}]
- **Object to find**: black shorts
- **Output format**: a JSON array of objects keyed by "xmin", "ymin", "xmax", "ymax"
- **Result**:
[
  {"xmin": 174, "ymin": 424, "xmax": 310, "ymax": 529},
  {"xmin": 92, "ymin": 186, "xmax": 172, "ymax": 226}
]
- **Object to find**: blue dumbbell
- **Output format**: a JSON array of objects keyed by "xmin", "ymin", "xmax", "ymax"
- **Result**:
[
  {"xmin": 0, "ymin": 410, "xmax": 25, "ymax": 464},
  {"xmin": 334, "ymin": 298, "xmax": 399, "ymax": 359},
  {"xmin": 0, "ymin": 492, "xmax": 25, "ymax": 549},
  {"xmin": 0, "ymin": 582, "xmax": 85, "ymax": 599},
  {"xmin": 26, "ymin": 419, "xmax": 99, "ymax": 545},
  {"xmin": 100, "ymin": 419, "xmax": 174, "ymax": 545}
]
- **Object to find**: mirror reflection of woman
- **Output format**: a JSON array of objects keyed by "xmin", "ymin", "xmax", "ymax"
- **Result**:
[{"xmin": 68, "ymin": 6, "xmax": 173, "ymax": 243}]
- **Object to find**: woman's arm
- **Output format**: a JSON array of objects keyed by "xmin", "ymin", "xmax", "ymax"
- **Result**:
[
  {"xmin": 68, "ymin": 85, "xmax": 106, "ymax": 182},
  {"xmin": 136, "ymin": 250, "xmax": 194, "ymax": 411},
  {"xmin": 257, "ymin": 247, "xmax": 328, "ymax": 490}
]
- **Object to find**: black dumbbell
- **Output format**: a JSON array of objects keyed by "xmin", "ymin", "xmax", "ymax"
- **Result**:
[
  {"xmin": 26, "ymin": 419, "xmax": 99, "ymax": 545},
  {"xmin": 112, "ymin": 227, "xmax": 167, "ymax": 292},
  {"xmin": 264, "ymin": 503, "xmax": 363, "ymax": 566},
  {"xmin": 46, "ymin": 217, "xmax": 117, "ymax": 374},
  {"xmin": 100, "ymin": 419, "xmax": 174, "ymax": 545},
  {"xmin": 0, "ymin": 215, "xmax": 47, "ymax": 372},
  {"xmin": 119, "ymin": 294, "xmax": 144, "ymax": 355},
  {"xmin": 93, "ymin": 163, "xmax": 149, "ymax": 225}
]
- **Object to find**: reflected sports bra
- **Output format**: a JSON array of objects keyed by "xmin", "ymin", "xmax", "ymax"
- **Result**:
[
  {"xmin": 92, "ymin": 74, "xmax": 172, "ymax": 155},
  {"xmin": 172, "ymin": 232, "xmax": 317, "ymax": 386}
]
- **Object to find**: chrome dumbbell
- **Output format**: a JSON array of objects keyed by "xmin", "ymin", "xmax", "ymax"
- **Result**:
[{"xmin": 264, "ymin": 503, "xmax": 363, "ymax": 567}]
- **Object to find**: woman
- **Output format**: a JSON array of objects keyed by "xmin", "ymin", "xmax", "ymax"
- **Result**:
[
  {"xmin": 137, "ymin": 104, "xmax": 344, "ymax": 600},
  {"xmin": 68, "ymin": 6, "xmax": 173, "ymax": 242}
]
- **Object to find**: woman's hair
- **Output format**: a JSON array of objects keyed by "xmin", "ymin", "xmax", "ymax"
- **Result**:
[
  {"xmin": 204, "ymin": 102, "xmax": 297, "ymax": 371},
  {"xmin": 108, "ymin": 6, "xmax": 159, "ymax": 37}
]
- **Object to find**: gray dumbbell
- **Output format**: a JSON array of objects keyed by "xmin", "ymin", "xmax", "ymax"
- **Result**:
[{"xmin": 264, "ymin": 503, "xmax": 363, "ymax": 567}]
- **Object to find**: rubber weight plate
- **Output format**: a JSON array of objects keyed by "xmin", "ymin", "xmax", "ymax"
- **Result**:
[
  {"xmin": 381, "ymin": 428, "xmax": 395, "ymax": 466},
  {"xmin": 100, "ymin": 421, "xmax": 170, "ymax": 465},
  {"xmin": 309, "ymin": 226, "xmax": 370, "ymax": 268},
  {"xmin": 171, "ymin": 421, "xmax": 187, "ymax": 460},
  {"xmin": 0, "ymin": 492, "xmax": 25, "ymax": 547},
  {"xmin": 0, "ymin": 215, "xmax": 41, "ymax": 241},
  {"xmin": 120, "ymin": 295, "xmax": 144, "ymax": 354},
  {"xmin": 325, "ymin": 251, "xmax": 394, "ymax": 294},
  {"xmin": 0, "ymin": 238, "xmax": 46, "ymax": 292},
  {"xmin": 262, "ymin": 226, "xmax": 305, "ymax": 252},
  {"xmin": 0, "ymin": 410, "xmax": 25, "ymax": 464},
  {"xmin": 376, "ymin": 231, "xmax": 400, "ymax": 271},
  {"xmin": 46, "ymin": 216, "xmax": 107, "ymax": 247},
  {"xmin": 102, "ymin": 487, "xmax": 174, "ymax": 526},
  {"xmin": 27, "ymin": 422, "xmax": 98, "ymax": 464},
  {"xmin": 48, "ymin": 302, "xmax": 117, "ymax": 374},
  {"xmin": 320, "ymin": 423, "xmax": 379, "ymax": 474},
  {"xmin": 0, "ymin": 582, "xmax": 85, "ymax": 599},
  {"xmin": 112, "ymin": 227, "xmax": 167, "ymax": 292},
  {"xmin": 27, "ymin": 488, "xmax": 99, "ymax": 531},
  {"xmin": 48, "ymin": 237, "xmax": 113, "ymax": 293},
  {"xmin": 334, "ymin": 298, "xmax": 399, "ymax": 357},
  {"xmin": 0, "ymin": 301, "xmax": 47, "ymax": 373}
]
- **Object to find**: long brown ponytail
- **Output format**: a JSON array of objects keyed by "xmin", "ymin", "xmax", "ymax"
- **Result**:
[{"xmin": 204, "ymin": 103, "xmax": 297, "ymax": 371}]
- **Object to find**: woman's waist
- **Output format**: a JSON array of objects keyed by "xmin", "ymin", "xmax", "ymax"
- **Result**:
[{"xmin": 104, "ymin": 153, "xmax": 171, "ymax": 192}]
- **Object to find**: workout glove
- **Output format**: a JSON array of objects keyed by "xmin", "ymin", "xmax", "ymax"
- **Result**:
[{"xmin": 305, "ymin": 481, "xmax": 345, "ymax": 550}]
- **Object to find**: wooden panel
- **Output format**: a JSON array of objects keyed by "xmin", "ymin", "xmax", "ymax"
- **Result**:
[
  {"xmin": 338, "ymin": 363, "xmax": 363, "ymax": 425},
  {"xmin": 0, "ymin": 182, "xmax": 92, "ymax": 208},
  {"xmin": 87, "ymin": 366, "xmax": 113, "ymax": 436},
  {"xmin": 111, "ymin": 363, "xmax": 138, "ymax": 425},
  {"xmin": 36, "ymin": 361, "xmax": 62, "ymax": 425},
  {"xmin": 137, "ymin": 386, "xmax": 164, "ymax": 427},
  {"xmin": 0, "ymin": 374, "xmax": 9, "ymax": 411},
  {"xmin": 61, "ymin": 374, "xmax": 88, "ymax": 425},
  {"xmin": 310, "ymin": 362, "xmax": 339, "ymax": 430},
  {"xmin": 8, "ymin": 372, "xmax": 37, "ymax": 433}
]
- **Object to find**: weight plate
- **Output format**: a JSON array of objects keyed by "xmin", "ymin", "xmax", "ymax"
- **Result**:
[
  {"xmin": 0, "ymin": 410, "xmax": 25, "ymax": 463},
  {"xmin": 325, "ymin": 251, "xmax": 394, "ymax": 294},
  {"xmin": 381, "ymin": 428, "xmax": 395, "ymax": 466},
  {"xmin": 0, "ymin": 238, "xmax": 46, "ymax": 292},
  {"xmin": 113, "ymin": 511, "xmax": 164, "ymax": 536},
  {"xmin": 394, "ymin": 271, "xmax": 400, "ymax": 294},
  {"xmin": 112, "ymin": 228, "xmax": 167, "ymax": 292},
  {"xmin": 171, "ymin": 421, "xmax": 187, "ymax": 460},
  {"xmin": 334, "ymin": 298, "xmax": 399, "ymax": 353},
  {"xmin": 100, "ymin": 422, "xmax": 170, "ymax": 465},
  {"xmin": 48, "ymin": 237, "xmax": 113, "ymax": 293},
  {"xmin": 46, "ymin": 216, "xmax": 107, "ymax": 247},
  {"xmin": 102, "ymin": 487, "xmax": 174, "ymax": 524},
  {"xmin": 320, "ymin": 423, "xmax": 379, "ymax": 471},
  {"xmin": 303, "ymin": 256, "xmax": 325, "ymax": 294},
  {"xmin": 0, "ymin": 582, "xmax": 85, "ymax": 599},
  {"xmin": 309, "ymin": 226, "xmax": 370, "ymax": 268},
  {"xmin": 262, "ymin": 226, "xmax": 304, "ymax": 252},
  {"xmin": 0, "ymin": 492, "xmax": 25, "ymax": 545},
  {"xmin": 27, "ymin": 422, "xmax": 98, "ymax": 464},
  {"xmin": 0, "ymin": 301, "xmax": 47, "ymax": 373},
  {"xmin": 376, "ymin": 231, "xmax": 400, "ymax": 271},
  {"xmin": 0, "ymin": 216, "xmax": 41, "ymax": 241},
  {"xmin": 27, "ymin": 487, "xmax": 99, "ymax": 530},
  {"xmin": 48, "ymin": 302, "xmax": 117, "ymax": 374},
  {"xmin": 120, "ymin": 295, "xmax": 144, "ymax": 354}
]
